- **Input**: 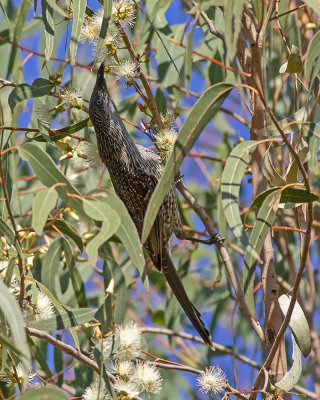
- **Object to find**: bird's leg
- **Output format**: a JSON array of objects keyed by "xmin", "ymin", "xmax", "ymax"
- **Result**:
[{"xmin": 175, "ymin": 228, "xmax": 224, "ymax": 246}]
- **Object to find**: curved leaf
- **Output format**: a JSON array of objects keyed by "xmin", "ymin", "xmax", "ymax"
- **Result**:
[
  {"xmin": 0, "ymin": 281, "xmax": 31, "ymax": 383},
  {"xmin": 19, "ymin": 143, "xmax": 84, "ymax": 215},
  {"xmin": 46, "ymin": 218, "xmax": 84, "ymax": 252},
  {"xmin": 142, "ymin": 83, "xmax": 233, "ymax": 243},
  {"xmin": 276, "ymin": 333, "xmax": 302, "ymax": 391},
  {"xmin": 41, "ymin": 0, "xmax": 54, "ymax": 61},
  {"xmin": 20, "ymin": 386, "xmax": 69, "ymax": 399},
  {"xmin": 8, "ymin": 78, "xmax": 53, "ymax": 112},
  {"xmin": 280, "ymin": 187, "xmax": 320, "ymax": 204},
  {"xmin": 221, "ymin": 140, "xmax": 259, "ymax": 251},
  {"xmin": 69, "ymin": 0, "xmax": 87, "ymax": 65},
  {"xmin": 32, "ymin": 187, "xmax": 58, "ymax": 235},
  {"xmin": 27, "ymin": 307, "xmax": 95, "ymax": 331},
  {"xmin": 84, "ymin": 198, "xmax": 120, "ymax": 265},
  {"xmin": 278, "ymin": 294, "xmax": 311, "ymax": 357},
  {"xmin": 92, "ymin": 190, "xmax": 145, "ymax": 275},
  {"xmin": 63, "ymin": 238, "xmax": 88, "ymax": 307},
  {"xmin": 41, "ymin": 238, "xmax": 64, "ymax": 298},
  {"xmin": 243, "ymin": 190, "xmax": 281, "ymax": 316}
]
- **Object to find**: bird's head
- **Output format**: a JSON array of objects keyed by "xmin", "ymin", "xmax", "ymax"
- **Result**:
[{"xmin": 89, "ymin": 63, "xmax": 109, "ymax": 118}]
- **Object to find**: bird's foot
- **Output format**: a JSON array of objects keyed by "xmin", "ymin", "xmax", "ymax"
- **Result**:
[{"xmin": 184, "ymin": 232, "xmax": 225, "ymax": 246}]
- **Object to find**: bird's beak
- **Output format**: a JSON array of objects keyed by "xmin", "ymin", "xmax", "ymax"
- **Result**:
[{"xmin": 96, "ymin": 63, "xmax": 107, "ymax": 91}]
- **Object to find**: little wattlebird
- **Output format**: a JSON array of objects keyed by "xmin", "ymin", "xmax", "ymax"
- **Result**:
[{"xmin": 89, "ymin": 63, "xmax": 218, "ymax": 348}]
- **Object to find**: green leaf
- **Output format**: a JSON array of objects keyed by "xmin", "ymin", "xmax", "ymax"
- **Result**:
[
  {"xmin": 20, "ymin": 386, "xmax": 69, "ymax": 399},
  {"xmin": 69, "ymin": 0, "xmax": 87, "ymax": 66},
  {"xmin": 46, "ymin": 218, "xmax": 84, "ymax": 252},
  {"xmin": 185, "ymin": 25, "xmax": 194, "ymax": 92},
  {"xmin": 261, "ymin": 147, "xmax": 286, "ymax": 186},
  {"xmin": 305, "ymin": 30, "xmax": 320, "ymax": 81},
  {"xmin": 276, "ymin": 333, "xmax": 302, "ymax": 391},
  {"xmin": 58, "ymin": 117, "xmax": 90, "ymax": 133},
  {"xmin": 94, "ymin": 0, "xmax": 112, "ymax": 59},
  {"xmin": 46, "ymin": 0, "xmax": 69, "ymax": 17},
  {"xmin": 87, "ymin": 221, "xmax": 119, "ymax": 266},
  {"xmin": 258, "ymin": 97, "xmax": 317, "ymax": 137},
  {"xmin": 8, "ymin": 78, "xmax": 53, "ymax": 112},
  {"xmin": 41, "ymin": 238, "xmax": 64, "ymax": 298},
  {"xmin": 221, "ymin": 140, "xmax": 259, "ymax": 251},
  {"xmin": 32, "ymin": 187, "xmax": 58, "ymax": 235},
  {"xmin": 6, "ymin": 0, "xmax": 32, "ymax": 79},
  {"xmin": 279, "ymin": 45, "xmax": 302, "ymax": 74},
  {"xmin": 280, "ymin": 187, "xmax": 320, "ymax": 204},
  {"xmin": 224, "ymin": 0, "xmax": 245, "ymax": 62},
  {"xmin": 41, "ymin": 0, "xmax": 54, "ymax": 61},
  {"xmin": 93, "ymin": 190, "xmax": 145, "ymax": 275},
  {"xmin": 0, "ymin": 281, "xmax": 31, "ymax": 381},
  {"xmin": 113, "ymin": 265, "xmax": 128, "ymax": 325},
  {"xmin": 142, "ymin": 83, "xmax": 233, "ymax": 243},
  {"xmin": 246, "ymin": 188, "xmax": 281, "ymax": 215},
  {"xmin": 243, "ymin": 190, "xmax": 281, "ymax": 316},
  {"xmin": 278, "ymin": 294, "xmax": 311, "ymax": 357},
  {"xmin": 0, "ymin": 215, "xmax": 15, "ymax": 243},
  {"xmin": 63, "ymin": 238, "xmax": 88, "ymax": 307},
  {"xmin": 19, "ymin": 143, "xmax": 84, "ymax": 216},
  {"xmin": 27, "ymin": 307, "xmax": 95, "ymax": 331},
  {"xmin": 303, "ymin": 0, "xmax": 320, "ymax": 16},
  {"xmin": 84, "ymin": 198, "xmax": 120, "ymax": 265}
]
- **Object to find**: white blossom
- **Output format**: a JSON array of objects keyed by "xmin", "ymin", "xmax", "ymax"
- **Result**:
[
  {"xmin": 83, "ymin": 380, "xmax": 109, "ymax": 400},
  {"xmin": 77, "ymin": 137, "xmax": 102, "ymax": 169},
  {"xmin": 114, "ymin": 321, "xmax": 141, "ymax": 362},
  {"xmin": 134, "ymin": 362, "xmax": 163, "ymax": 394},
  {"xmin": 80, "ymin": 21, "xmax": 98, "ymax": 44},
  {"xmin": 154, "ymin": 128, "xmax": 178, "ymax": 161},
  {"xmin": 116, "ymin": 360, "xmax": 134, "ymax": 378},
  {"xmin": 4, "ymin": 363, "xmax": 35, "ymax": 388},
  {"xmin": 111, "ymin": 0, "xmax": 137, "ymax": 27},
  {"xmin": 114, "ymin": 60, "xmax": 139, "ymax": 80},
  {"xmin": 35, "ymin": 98, "xmax": 55, "ymax": 123},
  {"xmin": 60, "ymin": 87, "xmax": 83, "ymax": 107},
  {"xmin": 197, "ymin": 366, "xmax": 226, "ymax": 395},
  {"xmin": 113, "ymin": 379, "xmax": 140, "ymax": 399},
  {"xmin": 161, "ymin": 110, "xmax": 177, "ymax": 128},
  {"xmin": 26, "ymin": 291, "xmax": 55, "ymax": 321}
]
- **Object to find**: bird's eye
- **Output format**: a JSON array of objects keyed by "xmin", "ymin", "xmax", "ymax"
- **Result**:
[{"xmin": 96, "ymin": 99, "xmax": 102, "ymax": 105}]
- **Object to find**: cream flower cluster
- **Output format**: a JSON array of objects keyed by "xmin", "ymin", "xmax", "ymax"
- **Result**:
[
  {"xmin": 83, "ymin": 321, "xmax": 163, "ymax": 399},
  {"xmin": 80, "ymin": 1, "xmax": 140, "ymax": 82}
]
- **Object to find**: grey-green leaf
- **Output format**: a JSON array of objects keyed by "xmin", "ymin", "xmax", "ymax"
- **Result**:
[
  {"xmin": 20, "ymin": 386, "xmax": 69, "ymax": 399},
  {"xmin": 221, "ymin": 140, "xmax": 258, "ymax": 250},
  {"xmin": 243, "ymin": 190, "xmax": 281, "ymax": 316},
  {"xmin": 142, "ymin": 83, "xmax": 233, "ymax": 243},
  {"xmin": 278, "ymin": 293, "xmax": 311, "ymax": 357},
  {"xmin": 275, "ymin": 333, "xmax": 302, "ymax": 391},
  {"xmin": 8, "ymin": 78, "xmax": 53, "ymax": 112},
  {"xmin": 69, "ymin": 0, "xmax": 87, "ymax": 65},
  {"xmin": 0, "ymin": 281, "xmax": 31, "ymax": 383},
  {"xmin": 32, "ymin": 187, "xmax": 58, "ymax": 235},
  {"xmin": 27, "ymin": 307, "xmax": 95, "ymax": 331},
  {"xmin": 93, "ymin": 190, "xmax": 145, "ymax": 275},
  {"xmin": 19, "ymin": 143, "xmax": 84, "ymax": 216}
]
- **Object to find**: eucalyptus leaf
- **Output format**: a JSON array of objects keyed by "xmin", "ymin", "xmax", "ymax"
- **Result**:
[
  {"xmin": 27, "ymin": 307, "xmax": 95, "ymax": 331},
  {"xmin": 8, "ymin": 78, "xmax": 53, "ymax": 112},
  {"xmin": 32, "ymin": 187, "xmax": 58, "ymax": 235},
  {"xmin": 142, "ymin": 83, "xmax": 233, "ymax": 243}
]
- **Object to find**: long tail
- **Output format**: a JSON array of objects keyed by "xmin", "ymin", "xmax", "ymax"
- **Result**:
[{"xmin": 151, "ymin": 249, "xmax": 214, "ymax": 349}]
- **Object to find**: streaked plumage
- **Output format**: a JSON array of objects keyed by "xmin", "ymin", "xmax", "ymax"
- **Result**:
[{"xmin": 89, "ymin": 63, "xmax": 213, "ymax": 347}]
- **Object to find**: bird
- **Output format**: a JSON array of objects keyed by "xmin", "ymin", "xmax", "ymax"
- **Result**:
[{"xmin": 89, "ymin": 63, "xmax": 214, "ymax": 348}]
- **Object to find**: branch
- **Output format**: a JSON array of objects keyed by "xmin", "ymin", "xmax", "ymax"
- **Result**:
[
  {"xmin": 26, "ymin": 327, "xmax": 105, "ymax": 377},
  {"xmin": 251, "ymin": 203, "xmax": 313, "ymax": 395}
]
